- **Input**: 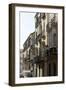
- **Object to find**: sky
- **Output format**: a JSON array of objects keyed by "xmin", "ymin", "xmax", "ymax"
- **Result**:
[{"xmin": 20, "ymin": 12, "xmax": 36, "ymax": 49}]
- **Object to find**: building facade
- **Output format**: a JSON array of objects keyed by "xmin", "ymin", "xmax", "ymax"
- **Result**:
[
  {"xmin": 46, "ymin": 13, "xmax": 58, "ymax": 76},
  {"xmin": 20, "ymin": 13, "xmax": 58, "ymax": 77},
  {"xmin": 20, "ymin": 49, "xmax": 24, "ymax": 77}
]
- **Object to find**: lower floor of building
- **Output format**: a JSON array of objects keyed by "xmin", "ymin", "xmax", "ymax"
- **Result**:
[
  {"xmin": 30, "ymin": 57, "xmax": 58, "ymax": 77},
  {"xmin": 20, "ymin": 54, "xmax": 58, "ymax": 77}
]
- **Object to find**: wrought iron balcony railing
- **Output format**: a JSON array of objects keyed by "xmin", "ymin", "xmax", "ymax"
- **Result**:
[{"xmin": 45, "ymin": 47, "xmax": 57, "ymax": 57}]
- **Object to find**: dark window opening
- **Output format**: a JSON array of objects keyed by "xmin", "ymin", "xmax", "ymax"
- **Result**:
[
  {"xmin": 53, "ymin": 63, "xmax": 57, "ymax": 76},
  {"xmin": 48, "ymin": 64, "xmax": 51, "ymax": 76}
]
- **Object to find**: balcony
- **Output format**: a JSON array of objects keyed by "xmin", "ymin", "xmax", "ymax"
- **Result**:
[
  {"xmin": 45, "ymin": 47, "xmax": 57, "ymax": 59},
  {"xmin": 50, "ymin": 47, "xmax": 57, "ymax": 55},
  {"xmin": 32, "ymin": 53, "xmax": 47, "ymax": 64},
  {"xmin": 30, "ymin": 47, "xmax": 57, "ymax": 64},
  {"xmin": 31, "ymin": 55, "xmax": 40, "ymax": 64},
  {"xmin": 40, "ymin": 47, "xmax": 57, "ymax": 59},
  {"xmin": 30, "ymin": 48, "xmax": 45, "ymax": 64}
]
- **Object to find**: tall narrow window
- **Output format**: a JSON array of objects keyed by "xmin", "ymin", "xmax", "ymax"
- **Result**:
[
  {"xmin": 53, "ymin": 33, "xmax": 56, "ymax": 46},
  {"xmin": 53, "ymin": 63, "xmax": 57, "ymax": 76},
  {"xmin": 48, "ymin": 64, "xmax": 51, "ymax": 76}
]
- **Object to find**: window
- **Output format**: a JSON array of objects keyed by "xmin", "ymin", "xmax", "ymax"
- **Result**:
[
  {"xmin": 53, "ymin": 63, "xmax": 57, "ymax": 76},
  {"xmin": 53, "ymin": 33, "xmax": 56, "ymax": 46},
  {"xmin": 41, "ymin": 13, "xmax": 45, "ymax": 19},
  {"xmin": 48, "ymin": 64, "xmax": 51, "ymax": 76},
  {"xmin": 46, "ymin": 50, "xmax": 50, "ymax": 56}
]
